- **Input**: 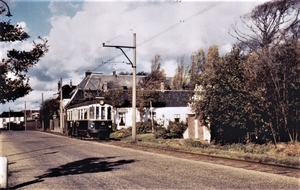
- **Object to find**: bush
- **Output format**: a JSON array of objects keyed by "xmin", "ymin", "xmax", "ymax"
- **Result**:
[
  {"xmin": 136, "ymin": 121, "xmax": 154, "ymax": 134},
  {"xmin": 154, "ymin": 121, "xmax": 187, "ymax": 139}
]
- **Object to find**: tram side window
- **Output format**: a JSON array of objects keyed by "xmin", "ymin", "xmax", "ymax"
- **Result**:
[
  {"xmin": 78, "ymin": 110, "xmax": 80, "ymax": 120},
  {"xmin": 84, "ymin": 109, "xmax": 88, "ymax": 119},
  {"xmin": 101, "ymin": 107, "xmax": 105, "ymax": 119}
]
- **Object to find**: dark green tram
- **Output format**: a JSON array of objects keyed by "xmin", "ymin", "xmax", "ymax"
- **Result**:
[{"xmin": 66, "ymin": 100, "xmax": 113, "ymax": 139}]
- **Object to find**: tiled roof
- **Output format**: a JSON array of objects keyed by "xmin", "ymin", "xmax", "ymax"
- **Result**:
[
  {"xmin": 67, "ymin": 71, "xmax": 191, "ymax": 108},
  {"xmin": 156, "ymin": 90, "xmax": 192, "ymax": 107},
  {"xmin": 77, "ymin": 73, "xmax": 145, "ymax": 91}
]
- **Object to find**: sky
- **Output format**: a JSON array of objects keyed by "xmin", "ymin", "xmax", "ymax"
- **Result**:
[{"xmin": 0, "ymin": 0, "xmax": 268, "ymax": 112}]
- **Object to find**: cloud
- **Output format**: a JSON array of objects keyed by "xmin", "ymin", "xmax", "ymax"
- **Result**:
[{"xmin": 1, "ymin": 0, "xmax": 266, "ymax": 112}]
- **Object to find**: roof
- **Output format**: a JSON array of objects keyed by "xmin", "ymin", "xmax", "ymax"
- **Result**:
[
  {"xmin": 0, "ymin": 111, "xmax": 24, "ymax": 118},
  {"xmin": 77, "ymin": 72, "xmax": 145, "ymax": 91},
  {"xmin": 157, "ymin": 90, "xmax": 192, "ymax": 107},
  {"xmin": 66, "ymin": 71, "xmax": 191, "ymax": 109}
]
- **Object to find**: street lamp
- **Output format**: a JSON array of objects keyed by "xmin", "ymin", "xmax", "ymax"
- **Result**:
[{"xmin": 0, "ymin": 0, "xmax": 12, "ymax": 17}]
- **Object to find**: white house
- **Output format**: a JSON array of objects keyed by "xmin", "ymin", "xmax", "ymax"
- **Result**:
[{"xmin": 0, "ymin": 111, "xmax": 24, "ymax": 130}]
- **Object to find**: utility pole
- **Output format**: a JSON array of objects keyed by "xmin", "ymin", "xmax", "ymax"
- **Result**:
[
  {"xmin": 42, "ymin": 93, "xmax": 44, "ymax": 131},
  {"xmin": 8, "ymin": 108, "xmax": 10, "ymax": 131},
  {"xmin": 60, "ymin": 78, "xmax": 63, "ymax": 133},
  {"xmin": 103, "ymin": 33, "xmax": 137, "ymax": 142},
  {"xmin": 24, "ymin": 102, "xmax": 26, "ymax": 131}
]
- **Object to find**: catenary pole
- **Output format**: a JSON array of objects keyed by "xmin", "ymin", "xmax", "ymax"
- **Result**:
[
  {"xmin": 132, "ymin": 33, "xmax": 136, "ymax": 142},
  {"xmin": 103, "ymin": 33, "xmax": 137, "ymax": 142},
  {"xmin": 60, "ymin": 78, "xmax": 63, "ymax": 132}
]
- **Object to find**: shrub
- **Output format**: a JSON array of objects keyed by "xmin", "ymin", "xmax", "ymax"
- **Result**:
[
  {"xmin": 136, "ymin": 121, "xmax": 154, "ymax": 134},
  {"xmin": 154, "ymin": 121, "xmax": 187, "ymax": 139}
]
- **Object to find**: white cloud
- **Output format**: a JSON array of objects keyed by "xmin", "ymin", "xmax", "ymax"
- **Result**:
[{"xmin": 1, "ymin": 0, "xmax": 267, "ymax": 112}]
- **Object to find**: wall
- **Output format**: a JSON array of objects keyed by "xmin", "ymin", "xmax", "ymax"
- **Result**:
[{"xmin": 115, "ymin": 107, "xmax": 189, "ymax": 130}]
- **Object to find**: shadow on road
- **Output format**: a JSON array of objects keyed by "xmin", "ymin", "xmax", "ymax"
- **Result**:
[{"xmin": 9, "ymin": 157, "xmax": 136, "ymax": 189}]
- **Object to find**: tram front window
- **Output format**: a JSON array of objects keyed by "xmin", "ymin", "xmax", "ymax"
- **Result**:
[
  {"xmin": 101, "ymin": 107, "xmax": 105, "ymax": 119},
  {"xmin": 96, "ymin": 107, "xmax": 100, "ymax": 119},
  {"xmin": 90, "ymin": 106, "xmax": 95, "ymax": 119}
]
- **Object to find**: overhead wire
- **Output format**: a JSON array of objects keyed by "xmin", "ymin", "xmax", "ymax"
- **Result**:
[{"xmin": 93, "ymin": 0, "xmax": 224, "ymax": 71}]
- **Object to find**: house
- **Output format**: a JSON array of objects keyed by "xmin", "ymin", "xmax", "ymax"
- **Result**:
[
  {"xmin": 65, "ymin": 70, "xmax": 192, "ymax": 130},
  {"xmin": 50, "ymin": 79, "xmax": 77, "ymax": 132},
  {"xmin": 0, "ymin": 111, "xmax": 24, "ymax": 130}
]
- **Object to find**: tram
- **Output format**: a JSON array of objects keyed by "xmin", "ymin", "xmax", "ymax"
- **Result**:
[{"xmin": 66, "ymin": 99, "xmax": 113, "ymax": 139}]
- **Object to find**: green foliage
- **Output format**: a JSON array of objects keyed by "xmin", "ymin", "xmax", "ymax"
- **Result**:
[
  {"xmin": 0, "ymin": 8, "xmax": 48, "ymax": 104},
  {"xmin": 40, "ymin": 99, "xmax": 59, "ymax": 130},
  {"xmin": 136, "ymin": 121, "xmax": 153, "ymax": 134},
  {"xmin": 136, "ymin": 90, "xmax": 160, "ymax": 122},
  {"xmin": 172, "ymin": 55, "xmax": 188, "ymax": 90},
  {"xmin": 187, "ymin": 49, "xmax": 206, "ymax": 89},
  {"xmin": 154, "ymin": 121, "xmax": 187, "ymax": 139}
]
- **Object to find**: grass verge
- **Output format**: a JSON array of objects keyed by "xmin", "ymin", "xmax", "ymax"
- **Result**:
[{"xmin": 110, "ymin": 132, "xmax": 300, "ymax": 168}]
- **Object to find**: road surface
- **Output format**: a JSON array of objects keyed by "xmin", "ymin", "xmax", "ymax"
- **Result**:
[{"xmin": 1, "ymin": 131, "xmax": 299, "ymax": 189}]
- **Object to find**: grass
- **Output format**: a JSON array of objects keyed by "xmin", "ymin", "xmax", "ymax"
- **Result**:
[{"xmin": 110, "ymin": 131, "xmax": 300, "ymax": 168}]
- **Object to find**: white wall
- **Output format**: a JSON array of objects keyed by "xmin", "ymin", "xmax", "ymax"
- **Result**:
[
  {"xmin": 0, "ymin": 116, "xmax": 24, "ymax": 129},
  {"xmin": 115, "ymin": 107, "xmax": 189, "ymax": 130}
]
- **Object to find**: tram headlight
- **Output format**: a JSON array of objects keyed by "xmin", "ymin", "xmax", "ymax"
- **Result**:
[
  {"xmin": 108, "ymin": 125, "xmax": 112, "ymax": 128},
  {"xmin": 90, "ymin": 124, "xmax": 94, "ymax": 128}
]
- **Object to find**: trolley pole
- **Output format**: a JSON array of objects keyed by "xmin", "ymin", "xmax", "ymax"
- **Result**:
[{"xmin": 103, "ymin": 33, "xmax": 137, "ymax": 142}]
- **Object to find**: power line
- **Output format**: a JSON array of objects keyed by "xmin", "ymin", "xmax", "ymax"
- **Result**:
[
  {"xmin": 93, "ymin": 1, "xmax": 224, "ymax": 71},
  {"xmin": 137, "ymin": 1, "xmax": 223, "ymax": 47}
]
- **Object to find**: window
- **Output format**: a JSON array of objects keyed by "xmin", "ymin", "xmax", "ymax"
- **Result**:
[
  {"xmin": 174, "ymin": 114, "xmax": 180, "ymax": 122},
  {"xmin": 119, "ymin": 112, "xmax": 126, "ymax": 126},
  {"xmin": 3, "ymin": 118, "xmax": 6, "ymax": 122},
  {"xmin": 84, "ymin": 109, "xmax": 88, "ymax": 119},
  {"xmin": 101, "ymin": 107, "xmax": 105, "ymax": 120},
  {"xmin": 89, "ymin": 106, "xmax": 95, "ymax": 119},
  {"xmin": 96, "ymin": 106, "xmax": 100, "ymax": 119},
  {"xmin": 107, "ymin": 107, "xmax": 111, "ymax": 120}
]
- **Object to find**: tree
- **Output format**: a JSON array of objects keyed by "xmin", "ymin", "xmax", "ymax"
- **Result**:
[
  {"xmin": 40, "ymin": 99, "xmax": 59, "ymax": 130},
  {"xmin": 187, "ymin": 49, "xmax": 206, "ymax": 89},
  {"xmin": 136, "ymin": 89, "xmax": 160, "ymax": 122},
  {"xmin": 190, "ymin": 45, "xmax": 253, "ymax": 144},
  {"xmin": 231, "ymin": 0, "xmax": 300, "ymax": 143},
  {"xmin": 171, "ymin": 55, "xmax": 188, "ymax": 90},
  {"xmin": 138, "ymin": 54, "xmax": 167, "ymax": 90},
  {"xmin": 0, "ymin": 1, "xmax": 48, "ymax": 104}
]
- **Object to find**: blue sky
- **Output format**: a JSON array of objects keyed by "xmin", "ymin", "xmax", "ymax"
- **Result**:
[{"xmin": 1, "ymin": 0, "xmax": 267, "ymax": 112}]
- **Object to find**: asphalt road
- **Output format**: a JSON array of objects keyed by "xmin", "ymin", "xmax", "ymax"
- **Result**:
[{"xmin": 1, "ymin": 131, "xmax": 299, "ymax": 190}]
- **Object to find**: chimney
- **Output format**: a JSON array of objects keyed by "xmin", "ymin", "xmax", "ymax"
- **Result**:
[
  {"xmin": 85, "ymin": 70, "xmax": 92, "ymax": 77},
  {"xmin": 58, "ymin": 80, "xmax": 61, "ymax": 91},
  {"xmin": 160, "ymin": 82, "xmax": 165, "ymax": 92},
  {"xmin": 113, "ymin": 70, "xmax": 116, "ymax": 76},
  {"xmin": 69, "ymin": 79, "xmax": 72, "ymax": 87},
  {"xmin": 103, "ymin": 81, "xmax": 107, "ymax": 92}
]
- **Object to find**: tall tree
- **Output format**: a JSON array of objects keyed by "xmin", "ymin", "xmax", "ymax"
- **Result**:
[
  {"xmin": 138, "ymin": 54, "xmax": 167, "ymax": 90},
  {"xmin": 172, "ymin": 55, "xmax": 188, "ymax": 90},
  {"xmin": 0, "ymin": 1, "xmax": 48, "ymax": 104},
  {"xmin": 187, "ymin": 49, "xmax": 206, "ymax": 89},
  {"xmin": 192, "ymin": 45, "xmax": 255, "ymax": 144},
  {"xmin": 232, "ymin": 0, "xmax": 300, "ymax": 143}
]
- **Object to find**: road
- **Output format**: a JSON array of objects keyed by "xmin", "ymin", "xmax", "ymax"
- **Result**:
[{"xmin": 1, "ymin": 131, "xmax": 299, "ymax": 190}]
